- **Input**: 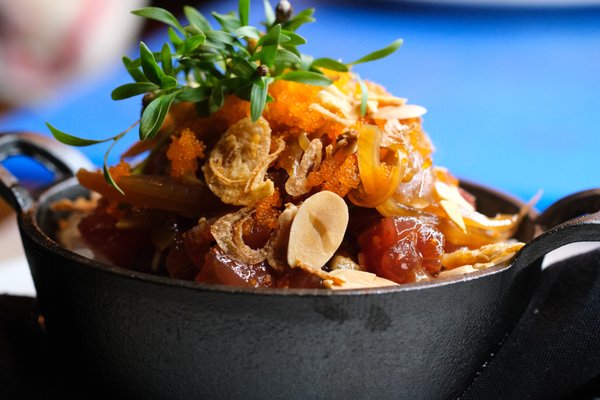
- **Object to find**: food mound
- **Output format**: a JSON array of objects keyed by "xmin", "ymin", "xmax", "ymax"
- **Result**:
[{"xmin": 51, "ymin": 1, "xmax": 526, "ymax": 289}]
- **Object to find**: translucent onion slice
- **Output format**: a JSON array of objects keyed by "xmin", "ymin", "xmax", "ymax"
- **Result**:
[
  {"xmin": 438, "ymin": 214, "xmax": 519, "ymax": 248},
  {"xmin": 76, "ymin": 169, "xmax": 222, "ymax": 218},
  {"xmin": 348, "ymin": 124, "xmax": 404, "ymax": 208}
]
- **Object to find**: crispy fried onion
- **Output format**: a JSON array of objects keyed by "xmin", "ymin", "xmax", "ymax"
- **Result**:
[
  {"xmin": 265, "ymin": 203, "xmax": 298, "ymax": 271},
  {"xmin": 285, "ymin": 137, "xmax": 323, "ymax": 197},
  {"xmin": 50, "ymin": 193, "xmax": 101, "ymax": 213},
  {"xmin": 211, "ymin": 207, "xmax": 268, "ymax": 265},
  {"xmin": 438, "ymin": 241, "xmax": 525, "ymax": 278},
  {"xmin": 203, "ymin": 117, "xmax": 284, "ymax": 206}
]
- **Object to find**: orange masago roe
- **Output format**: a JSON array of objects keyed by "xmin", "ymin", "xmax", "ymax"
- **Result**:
[
  {"xmin": 266, "ymin": 79, "xmax": 347, "ymax": 138},
  {"xmin": 166, "ymin": 128, "xmax": 206, "ymax": 178}
]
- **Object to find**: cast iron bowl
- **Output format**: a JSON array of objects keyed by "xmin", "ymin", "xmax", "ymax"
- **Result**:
[{"xmin": 1, "ymin": 132, "xmax": 599, "ymax": 400}]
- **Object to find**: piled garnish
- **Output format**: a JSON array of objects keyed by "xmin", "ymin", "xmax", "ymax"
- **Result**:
[{"xmin": 49, "ymin": 1, "xmax": 527, "ymax": 289}]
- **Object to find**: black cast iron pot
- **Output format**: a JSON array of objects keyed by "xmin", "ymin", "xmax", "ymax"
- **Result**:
[{"xmin": 1, "ymin": 132, "xmax": 599, "ymax": 399}]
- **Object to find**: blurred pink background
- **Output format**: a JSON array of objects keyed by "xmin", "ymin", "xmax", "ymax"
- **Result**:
[{"xmin": 0, "ymin": 0, "xmax": 148, "ymax": 107}]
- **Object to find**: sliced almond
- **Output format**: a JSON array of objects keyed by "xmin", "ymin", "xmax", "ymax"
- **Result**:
[
  {"xmin": 437, "ymin": 265, "xmax": 478, "ymax": 279},
  {"xmin": 324, "ymin": 269, "xmax": 399, "ymax": 290},
  {"xmin": 309, "ymin": 103, "xmax": 355, "ymax": 126},
  {"xmin": 354, "ymin": 94, "xmax": 407, "ymax": 106},
  {"xmin": 440, "ymin": 199, "xmax": 467, "ymax": 233},
  {"xmin": 316, "ymin": 86, "xmax": 356, "ymax": 119},
  {"xmin": 435, "ymin": 181, "xmax": 474, "ymax": 211},
  {"xmin": 370, "ymin": 104, "xmax": 427, "ymax": 120},
  {"xmin": 287, "ymin": 191, "xmax": 349, "ymax": 271}
]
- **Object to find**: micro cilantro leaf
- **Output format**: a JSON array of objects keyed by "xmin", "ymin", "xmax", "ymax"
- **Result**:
[
  {"xmin": 280, "ymin": 30, "xmax": 306, "ymax": 45},
  {"xmin": 299, "ymin": 54, "xmax": 314, "ymax": 71},
  {"xmin": 275, "ymin": 47, "xmax": 302, "ymax": 65},
  {"xmin": 311, "ymin": 58, "xmax": 349, "ymax": 72},
  {"xmin": 139, "ymin": 42, "xmax": 164, "ymax": 85},
  {"xmin": 256, "ymin": 24, "xmax": 282, "ymax": 67},
  {"xmin": 205, "ymin": 30, "xmax": 235, "ymax": 45},
  {"xmin": 122, "ymin": 56, "xmax": 147, "ymax": 83},
  {"xmin": 111, "ymin": 82, "xmax": 159, "ymax": 100},
  {"xmin": 48, "ymin": 2, "xmax": 406, "ymax": 192},
  {"xmin": 168, "ymin": 27, "xmax": 184, "ymax": 48},
  {"xmin": 278, "ymin": 70, "xmax": 332, "ymax": 86},
  {"xmin": 132, "ymin": 7, "xmax": 183, "ymax": 32},
  {"xmin": 139, "ymin": 92, "xmax": 178, "ymax": 140},
  {"xmin": 180, "ymin": 33, "xmax": 207, "ymax": 54},
  {"xmin": 212, "ymin": 11, "xmax": 242, "ymax": 32},
  {"xmin": 250, "ymin": 78, "xmax": 269, "ymax": 121},
  {"xmin": 184, "ymin": 6, "xmax": 212, "ymax": 32},
  {"xmin": 263, "ymin": 0, "xmax": 276, "ymax": 26},
  {"xmin": 177, "ymin": 86, "xmax": 212, "ymax": 102},
  {"xmin": 257, "ymin": 23, "xmax": 282, "ymax": 47},
  {"xmin": 259, "ymin": 45, "xmax": 278, "ymax": 68},
  {"xmin": 356, "ymin": 74, "xmax": 369, "ymax": 116},
  {"xmin": 282, "ymin": 8, "xmax": 315, "ymax": 32},
  {"xmin": 349, "ymin": 38, "xmax": 403, "ymax": 66},
  {"xmin": 160, "ymin": 75, "xmax": 178, "ymax": 89},
  {"xmin": 160, "ymin": 44, "xmax": 174, "ymax": 77},
  {"xmin": 239, "ymin": 0, "xmax": 250, "ymax": 27},
  {"xmin": 209, "ymin": 85, "xmax": 225, "ymax": 114},
  {"xmin": 103, "ymin": 163, "xmax": 124, "ymax": 195},
  {"xmin": 47, "ymin": 123, "xmax": 114, "ymax": 146},
  {"xmin": 231, "ymin": 56, "xmax": 258, "ymax": 78},
  {"xmin": 235, "ymin": 26, "xmax": 261, "ymax": 40}
]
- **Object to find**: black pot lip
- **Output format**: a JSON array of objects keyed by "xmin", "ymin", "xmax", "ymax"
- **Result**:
[{"xmin": 18, "ymin": 177, "xmax": 538, "ymax": 298}]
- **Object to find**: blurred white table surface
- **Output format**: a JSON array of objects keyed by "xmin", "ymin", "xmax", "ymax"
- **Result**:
[{"xmin": 0, "ymin": 200, "xmax": 36, "ymax": 296}]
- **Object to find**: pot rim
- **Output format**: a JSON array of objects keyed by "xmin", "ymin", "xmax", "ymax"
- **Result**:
[{"xmin": 20, "ymin": 176, "xmax": 536, "ymax": 298}]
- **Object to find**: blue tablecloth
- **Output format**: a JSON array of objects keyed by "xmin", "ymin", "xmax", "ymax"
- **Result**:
[{"xmin": 1, "ymin": 0, "xmax": 599, "ymax": 210}]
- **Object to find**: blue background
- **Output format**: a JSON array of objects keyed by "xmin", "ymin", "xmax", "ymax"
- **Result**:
[{"xmin": 1, "ymin": 0, "xmax": 599, "ymax": 210}]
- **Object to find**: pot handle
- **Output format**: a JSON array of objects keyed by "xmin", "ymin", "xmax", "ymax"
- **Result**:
[
  {"xmin": 512, "ymin": 189, "xmax": 600, "ymax": 274},
  {"xmin": 0, "ymin": 132, "xmax": 93, "ymax": 214}
]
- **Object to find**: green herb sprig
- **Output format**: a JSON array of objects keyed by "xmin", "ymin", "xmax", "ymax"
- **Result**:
[{"xmin": 49, "ymin": 0, "xmax": 402, "ymax": 193}]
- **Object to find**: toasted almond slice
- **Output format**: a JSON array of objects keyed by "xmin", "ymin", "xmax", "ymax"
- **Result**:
[
  {"xmin": 366, "ymin": 99, "xmax": 379, "ymax": 115},
  {"xmin": 317, "ymin": 86, "xmax": 356, "ymax": 118},
  {"xmin": 435, "ymin": 181, "xmax": 475, "ymax": 211},
  {"xmin": 440, "ymin": 199, "xmax": 467, "ymax": 233},
  {"xmin": 324, "ymin": 269, "xmax": 399, "ymax": 290},
  {"xmin": 355, "ymin": 94, "xmax": 407, "ymax": 107},
  {"xmin": 309, "ymin": 103, "xmax": 355, "ymax": 126},
  {"xmin": 287, "ymin": 191, "xmax": 349, "ymax": 271},
  {"xmin": 371, "ymin": 104, "xmax": 427, "ymax": 120},
  {"xmin": 438, "ymin": 265, "xmax": 478, "ymax": 279}
]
